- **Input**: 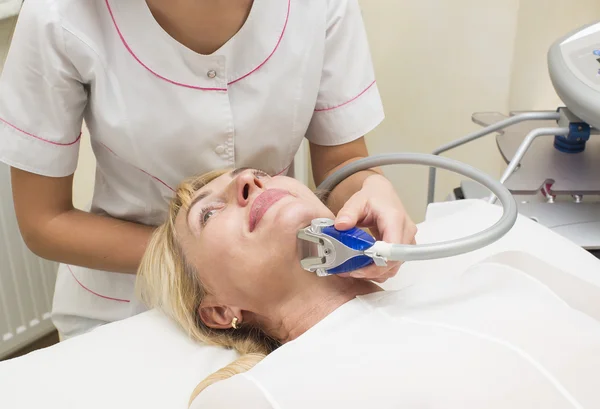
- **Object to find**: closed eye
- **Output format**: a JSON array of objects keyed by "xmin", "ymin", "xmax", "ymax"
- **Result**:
[{"xmin": 252, "ymin": 169, "xmax": 270, "ymax": 178}]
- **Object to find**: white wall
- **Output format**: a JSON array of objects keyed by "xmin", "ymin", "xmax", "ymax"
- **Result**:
[
  {"xmin": 360, "ymin": 0, "xmax": 519, "ymax": 221},
  {"xmin": 0, "ymin": 15, "xmax": 15, "ymax": 70},
  {"xmin": 359, "ymin": 0, "xmax": 600, "ymax": 221},
  {"xmin": 69, "ymin": 1, "xmax": 600, "ymax": 221}
]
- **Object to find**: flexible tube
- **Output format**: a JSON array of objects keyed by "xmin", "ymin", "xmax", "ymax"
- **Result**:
[
  {"xmin": 318, "ymin": 153, "xmax": 518, "ymax": 261},
  {"xmin": 427, "ymin": 111, "xmax": 562, "ymax": 204}
]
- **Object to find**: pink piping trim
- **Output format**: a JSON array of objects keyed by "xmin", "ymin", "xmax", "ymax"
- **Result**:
[
  {"xmin": 105, "ymin": 0, "xmax": 225, "ymax": 91},
  {"xmin": 314, "ymin": 80, "xmax": 377, "ymax": 112},
  {"xmin": 274, "ymin": 163, "xmax": 291, "ymax": 176},
  {"xmin": 99, "ymin": 142, "xmax": 117, "ymax": 156},
  {"xmin": 100, "ymin": 143, "xmax": 176, "ymax": 192},
  {"xmin": 139, "ymin": 168, "xmax": 176, "ymax": 192},
  {"xmin": 67, "ymin": 265, "xmax": 130, "ymax": 303},
  {"xmin": 105, "ymin": 0, "xmax": 290, "ymax": 90},
  {"xmin": 0, "ymin": 117, "xmax": 81, "ymax": 146},
  {"xmin": 99, "ymin": 143, "xmax": 292, "ymax": 193},
  {"xmin": 228, "ymin": 0, "xmax": 291, "ymax": 85}
]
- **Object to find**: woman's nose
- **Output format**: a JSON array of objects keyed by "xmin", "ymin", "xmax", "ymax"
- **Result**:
[{"xmin": 234, "ymin": 170, "xmax": 264, "ymax": 207}]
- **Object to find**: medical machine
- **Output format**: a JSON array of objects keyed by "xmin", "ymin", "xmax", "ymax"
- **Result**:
[
  {"xmin": 298, "ymin": 21, "xmax": 600, "ymax": 276},
  {"xmin": 430, "ymin": 20, "xmax": 600, "ymax": 258}
]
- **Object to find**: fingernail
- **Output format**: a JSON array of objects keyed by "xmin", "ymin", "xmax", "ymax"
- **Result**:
[
  {"xmin": 350, "ymin": 272, "xmax": 365, "ymax": 279},
  {"xmin": 337, "ymin": 216, "xmax": 351, "ymax": 224}
]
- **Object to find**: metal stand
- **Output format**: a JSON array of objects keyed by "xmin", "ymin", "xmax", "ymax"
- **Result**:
[
  {"xmin": 430, "ymin": 110, "xmax": 600, "ymax": 252},
  {"xmin": 474, "ymin": 112, "xmax": 600, "ymax": 195}
]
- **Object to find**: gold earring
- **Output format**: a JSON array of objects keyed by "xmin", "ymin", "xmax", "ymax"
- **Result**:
[{"xmin": 231, "ymin": 317, "xmax": 239, "ymax": 329}]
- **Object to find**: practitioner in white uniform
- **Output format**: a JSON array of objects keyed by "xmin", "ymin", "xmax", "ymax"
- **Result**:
[
  {"xmin": 137, "ymin": 168, "xmax": 600, "ymax": 408},
  {"xmin": 0, "ymin": 0, "xmax": 416, "ymax": 339}
]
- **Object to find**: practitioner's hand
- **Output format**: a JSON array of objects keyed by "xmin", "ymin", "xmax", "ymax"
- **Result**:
[{"xmin": 334, "ymin": 174, "xmax": 417, "ymax": 283}]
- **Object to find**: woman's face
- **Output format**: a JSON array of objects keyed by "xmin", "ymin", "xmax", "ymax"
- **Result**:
[{"xmin": 175, "ymin": 169, "xmax": 333, "ymax": 321}]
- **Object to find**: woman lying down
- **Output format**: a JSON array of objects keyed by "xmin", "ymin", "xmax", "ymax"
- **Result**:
[{"xmin": 137, "ymin": 168, "xmax": 600, "ymax": 408}]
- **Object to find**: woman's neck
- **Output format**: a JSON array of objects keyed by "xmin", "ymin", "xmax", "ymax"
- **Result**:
[{"xmin": 257, "ymin": 276, "xmax": 382, "ymax": 343}]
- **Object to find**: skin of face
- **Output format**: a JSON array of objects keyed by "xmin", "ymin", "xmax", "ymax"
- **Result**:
[{"xmin": 175, "ymin": 169, "xmax": 334, "ymax": 329}]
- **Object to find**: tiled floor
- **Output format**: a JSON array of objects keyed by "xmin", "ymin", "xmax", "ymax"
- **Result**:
[{"xmin": 3, "ymin": 331, "xmax": 59, "ymax": 361}]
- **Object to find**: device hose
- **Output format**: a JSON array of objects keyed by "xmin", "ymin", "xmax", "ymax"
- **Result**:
[{"xmin": 317, "ymin": 153, "xmax": 518, "ymax": 261}]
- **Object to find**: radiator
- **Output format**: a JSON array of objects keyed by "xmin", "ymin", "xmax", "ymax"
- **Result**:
[{"xmin": 0, "ymin": 163, "xmax": 57, "ymax": 359}]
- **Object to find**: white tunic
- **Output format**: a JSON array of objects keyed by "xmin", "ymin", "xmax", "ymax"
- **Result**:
[
  {"xmin": 191, "ymin": 261, "xmax": 600, "ymax": 408},
  {"xmin": 0, "ymin": 0, "xmax": 384, "ymax": 337}
]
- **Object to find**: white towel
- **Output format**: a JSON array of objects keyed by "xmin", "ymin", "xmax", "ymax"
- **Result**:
[{"xmin": 0, "ymin": 0, "xmax": 21, "ymax": 20}]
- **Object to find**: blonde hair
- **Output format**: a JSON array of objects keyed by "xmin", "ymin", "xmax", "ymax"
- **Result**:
[
  {"xmin": 187, "ymin": 353, "xmax": 265, "ymax": 405},
  {"xmin": 136, "ymin": 170, "xmax": 279, "ymax": 404}
]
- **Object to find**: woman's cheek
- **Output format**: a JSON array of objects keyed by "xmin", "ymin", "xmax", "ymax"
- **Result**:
[
  {"xmin": 274, "ymin": 202, "xmax": 315, "ymax": 231},
  {"xmin": 204, "ymin": 216, "xmax": 239, "ymax": 250}
]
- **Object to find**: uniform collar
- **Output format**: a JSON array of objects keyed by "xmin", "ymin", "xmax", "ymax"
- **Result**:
[{"xmin": 105, "ymin": 0, "xmax": 291, "ymax": 91}]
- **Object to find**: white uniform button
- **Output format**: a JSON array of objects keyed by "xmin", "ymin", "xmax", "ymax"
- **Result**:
[
  {"xmin": 207, "ymin": 70, "xmax": 217, "ymax": 79},
  {"xmin": 215, "ymin": 145, "xmax": 226, "ymax": 154}
]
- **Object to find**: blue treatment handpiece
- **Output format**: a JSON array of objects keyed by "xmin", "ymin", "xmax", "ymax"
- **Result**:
[{"xmin": 297, "ymin": 218, "xmax": 388, "ymax": 276}]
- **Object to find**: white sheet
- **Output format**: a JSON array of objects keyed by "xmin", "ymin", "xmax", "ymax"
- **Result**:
[
  {"xmin": 383, "ymin": 199, "xmax": 600, "ymax": 292},
  {"xmin": 190, "ymin": 257, "xmax": 600, "ymax": 408},
  {"xmin": 1, "ymin": 199, "xmax": 599, "ymax": 409},
  {"xmin": 0, "ymin": 310, "xmax": 238, "ymax": 408}
]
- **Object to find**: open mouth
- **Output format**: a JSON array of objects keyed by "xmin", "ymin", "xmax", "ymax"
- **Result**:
[{"xmin": 249, "ymin": 189, "xmax": 290, "ymax": 232}]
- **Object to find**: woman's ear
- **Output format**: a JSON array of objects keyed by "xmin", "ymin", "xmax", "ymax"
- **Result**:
[{"xmin": 198, "ymin": 302, "xmax": 243, "ymax": 330}]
